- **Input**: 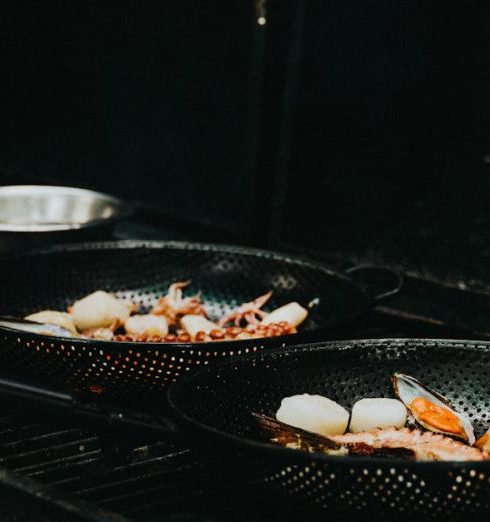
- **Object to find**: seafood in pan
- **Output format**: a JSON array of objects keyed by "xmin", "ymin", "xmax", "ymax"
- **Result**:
[
  {"xmin": 254, "ymin": 414, "xmax": 488, "ymax": 462},
  {"xmin": 392, "ymin": 373, "xmax": 475, "ymax": 444},
  {"xmin": 22, "ymin": 281, "xmax": 309, "ymax": 343},
  {"xmin": 255, "ymin": 374, "xmax": 490, "ymax": 462}
]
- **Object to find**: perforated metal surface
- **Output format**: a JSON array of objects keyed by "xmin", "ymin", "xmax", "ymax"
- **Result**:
[
  {"xmin": 0, "ymin": 241, "xmax": 368, "ymax": 397},
  {"xmin": 169, "ymin": 339, "xmax": 490, "ymax": 520}
]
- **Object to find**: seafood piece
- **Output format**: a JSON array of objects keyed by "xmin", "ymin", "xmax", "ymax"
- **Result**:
[
  {"xmin": 254, "ymin": 413, "xmax": 349, "ymax": 456},
  {"xmin": 112, "ymin": 321, "xmax": 294, "ymax": 343},
  {"xmin": 82, "ymin": 327, "xmax": 114, "ymax": 341},
  {"xmin": 349, "ymin": 398, "xmax": 407, "ymax": 433},
  {"xmin": 276, "ymin": 394, "xmax": 349, "ymax": 437},
  {"xmin": 392, "ymin": 373, "xmax": 475, "ymax": 444},
  {"xmin": 71, "ymin": 291, "xmax": 132, "ymax": 331},
  {"xmin": 0, "ymin": 316, "xmax": 78, "ymax": 338},
  {"xmin": 329, "ymin": 427, "xmax": 488, "ymax": 461},
  {"xmin": 151, "ymin": 281, "xmax": 206, "ymax": 325},
  {"xmin": 124, "ymin": 314, "xmax": 168, "ymax": 338},
  {"xmin": 25, "ymin": 310, "xmax": 77, "ymax": 334},
  {"xmin": 254, "ymin": 414, "xmax": 489, "ymax": 461},
  {"xmin": 262, "ymin": 302, "xmax": 308, "ymax": 328},
  {"xmin": 181, "ymin": 315, "xmax": 221, "ymax": 338},
  {"xmin": 218, "ymin": 292, "xmax": 272, "ymax": 327},
  {"xmin": 475, "ymin": 428, "xmax": 490, "ymax": 453}
]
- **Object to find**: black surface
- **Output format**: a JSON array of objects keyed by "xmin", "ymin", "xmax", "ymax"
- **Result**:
[
  {"xmin": 1, "ymin": 1, "xmax": 490, "ymax": 266},
  {"xmin": 0, "ymin": 1, "xmax": 262, "ymax": 234}
]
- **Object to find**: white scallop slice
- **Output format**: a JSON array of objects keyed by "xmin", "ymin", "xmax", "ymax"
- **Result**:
[
  {"xmin": 180, "ymin": 315, "xmax": 220, "ymax": 337},
  {"xmin": 25, "ymin": 310, "xmax": 77, "ymax": 334},
  {"xmin": 124, "ymin": 314, "xmax": 168, "ymax": 337},
  {"xmin": 276, "ymin": 394, "xmax": 349, "ymax": 437},
  {"xmin": 262, "ymin": 302, "xmax": 308, "ymax": 327},
  {"xmin": 349, "ymin": 398, "xmax": 407, "ymax": 433},
  {"xmin": 71, "ymin": 290, "xmax": 132, "ymax": 330}
]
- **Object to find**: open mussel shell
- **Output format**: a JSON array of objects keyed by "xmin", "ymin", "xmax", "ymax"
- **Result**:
[{"xmin": 392, "ymin": 373, "xmax": 475, "ymax": 445}]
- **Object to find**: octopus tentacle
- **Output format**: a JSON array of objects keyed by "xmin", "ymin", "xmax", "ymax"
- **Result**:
[
  {"xmin": 218, "ymin": 291, "xmax": 273, "ymax": 327},
  {"xmin": 151, "ymin": 281, "xmax": 207, "ymax": 324},
  {"xmin": 254, "ymin": 414, "xmax": 490, "ymax": 462}
]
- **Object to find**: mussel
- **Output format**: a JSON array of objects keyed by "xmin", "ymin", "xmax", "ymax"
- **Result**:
[
  {"xmin": 392, "ymin": 373, "xmax": 475, "ymax": 444},
  {"xmin": 476, "ymin": 429, "xmax": 490, "ymax": 452}
]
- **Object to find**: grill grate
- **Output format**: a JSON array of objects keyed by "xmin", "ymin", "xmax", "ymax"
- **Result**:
[{"xmin": 0, "ymin": 406, "xmax": 213, "ymax": 521}]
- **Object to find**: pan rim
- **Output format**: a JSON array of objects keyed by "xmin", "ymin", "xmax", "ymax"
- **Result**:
[
  {"xmin": 0, "ymin": 239, "xmax": 357, "ymax": 278},
  {"xmin": 167, "ymin": 337, "xmax": 490, "ymax": 469}
]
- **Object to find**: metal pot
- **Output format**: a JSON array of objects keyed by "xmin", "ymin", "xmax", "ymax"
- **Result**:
[{"xmin": 0, "ymin": 185, "xmax": 132, "ymax": 254}]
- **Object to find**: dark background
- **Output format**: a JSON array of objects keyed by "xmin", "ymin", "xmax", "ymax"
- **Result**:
[{"xmin": 1, "ymin": 0, "xmax": 490, "ymax": 284}]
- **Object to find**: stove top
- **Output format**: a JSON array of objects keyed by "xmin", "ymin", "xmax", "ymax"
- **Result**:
[{"xmin": 0, "ymin": 219, "xmax": 489, "ymax": 521}]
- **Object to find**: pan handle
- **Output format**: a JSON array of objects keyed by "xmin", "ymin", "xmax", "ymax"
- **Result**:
[{"xmin": 345, "ymin": 265, "xmax": 403, "ymax": 302}]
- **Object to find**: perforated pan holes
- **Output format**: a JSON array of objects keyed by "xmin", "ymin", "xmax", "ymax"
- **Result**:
[
  {"xmin": 4, "ymin": 331, "xmax": 80, "ymax": 384},
  {"xmin": 51, "ymin": 339, "xmax": 271, "ymax": 399},
  {"xmin": 260, "ymin": 462, "xmax": 490, "ymax": 518}
]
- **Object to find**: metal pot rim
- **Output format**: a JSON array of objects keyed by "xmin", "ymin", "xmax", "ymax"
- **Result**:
[{"xmin": 0, "ymin": 185, "xmax": 132, "ymax": 232}]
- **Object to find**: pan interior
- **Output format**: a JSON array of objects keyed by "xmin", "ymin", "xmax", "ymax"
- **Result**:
[{"xmin": 0, "ymin": 243, "xmax": 367, "ymax": 332}]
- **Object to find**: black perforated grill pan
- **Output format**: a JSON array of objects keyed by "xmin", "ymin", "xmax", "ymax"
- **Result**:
[
  {"xmin": 0, "ymin": 241, "xmax": 399, "ymax": 397},
  {"xmin": 168, "ymin": 338, "xmax": 490, "ymax": 521}
]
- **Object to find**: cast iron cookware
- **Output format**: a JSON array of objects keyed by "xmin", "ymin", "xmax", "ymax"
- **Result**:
[
  {"xmin": 168, "ymin": 339, "xmax": 490, "ymax": 521},
  {"xmin": 0, "ymin": 241, "xmax": 400, "ymax": 397}
]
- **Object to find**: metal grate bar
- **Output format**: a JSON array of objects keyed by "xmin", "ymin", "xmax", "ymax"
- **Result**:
[
  {"xmin": 2, "ymin": 435, "xmax": 99, "ymax": 463},
  {"xmin": 0, "ymin": 429, "xmax": 87, "ymax": 455},
  {"xmin": 0, "ymin": 465, "xmax": 131, "ymax": 522},
  {"xmin": 29, "ymin": 457, "xmax": 103, "ymax": 485},
  {"xmin": 13, "ymin": 449, "xmax": 102, "ymax": 474}
]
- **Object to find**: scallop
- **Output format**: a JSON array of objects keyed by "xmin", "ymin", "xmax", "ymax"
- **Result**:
[
  {"xmin": 349, "ymin": 398, "xmax": 407, "ymax": 433},
  {"xmin": 392, "ymin": 373, "xmax": 475, "ymax": 444},
  {"xmin": 180, "ymin": 315, "xmax": 220, "ymax": 338},
  {"xmin": 25, "ymin": 310, "xmax": 77, "ymax": 334},
  {"xmin": 124, "ymin": 314, "xmax": 168, "ymax": 337},
  {"xmin": 276, "ymin": 394, "xmax": 349, "ymax": 437},
  {"xmin": 82, "ymin": 327, "xmax": 114, "ymax": 341},
  {"xmin": 71, "ymin": 290, "xmax": 132, "ymax": 331},
  {"xmin": 262, "ymin": 302, "xmax": 308, "ymax": 328}
]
